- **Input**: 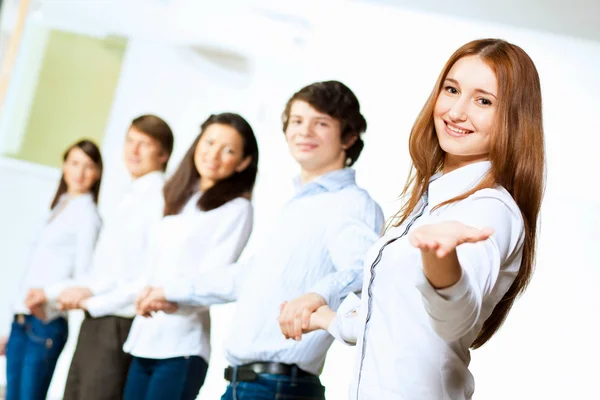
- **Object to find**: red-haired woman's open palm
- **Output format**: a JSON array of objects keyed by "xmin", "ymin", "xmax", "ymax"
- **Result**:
[{"xmin": 409, "ymin": 221, "xmax": 494, "ymax": 258}]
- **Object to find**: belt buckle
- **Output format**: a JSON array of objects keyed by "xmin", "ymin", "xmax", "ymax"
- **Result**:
[
  {"xmin": 225, "ymin": 366, "xmax": 259, "ymax": 382},
  {"xmin": 17, "ymin": 314, "xmax": 25, "ymax": 324}
]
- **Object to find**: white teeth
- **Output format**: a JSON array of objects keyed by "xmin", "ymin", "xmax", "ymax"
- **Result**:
[{"xmin": 447, "ymin": 124, "xmax": 470, "ymax": 134}]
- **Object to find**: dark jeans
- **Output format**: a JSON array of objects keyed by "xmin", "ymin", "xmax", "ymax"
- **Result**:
[
  {"xmin": 63, "ymin": 314, "xmax": 133, "ymax": 400},
  {"xmin": 123, "ymin": 356, "xmax": 208, "ymax": 400},
  {"xmin": 5, "ymin": 315, "xmax": 68, "ymax": 400},
  {"xmin": 221, "ymin": 372, "xmax": 326, "ymax": 400}
]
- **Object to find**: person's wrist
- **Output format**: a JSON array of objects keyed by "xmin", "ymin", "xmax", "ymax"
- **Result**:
[
  {"xmin": 322, "ymin": 308, "xmax": 336, "ymax": 330},
  {"xmin": 310, "ymin": 292, "xmax": 327, "ymax": 307}
]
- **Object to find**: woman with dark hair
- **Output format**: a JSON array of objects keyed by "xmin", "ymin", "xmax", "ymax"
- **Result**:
[
  {"xmin": 2, "ymin": 139, "xmax": 103, "ymax": 400},
  {"xmin": 115, "ymin": 113, "xmax": 258, "ymax": 400},
  {"xmin": 303, "ymin": 39, "xmax": 546, "ymax": 399}
]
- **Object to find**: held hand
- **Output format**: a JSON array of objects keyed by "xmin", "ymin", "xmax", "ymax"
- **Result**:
[
  {"xmin": 136, "ymin": 288, "xmax": 179, "ymax": 317},
  {"xmin": 29, "ymin": 304, "xmax": 47, "ymax": 321},
  {"xmin": 24, "ymin": 288, "xmax": 47, "ymax": 310},
  {"xmin": 278, "ymin": 293, "xmax": 327, "ymax": 341},
  {"xmin": 58, "ymin": 287, "xmax": 93, "ymax": 311},
  {"xmin": 0, "ymin": 335, "xmax": 7, "ymax": 356},
  {"xmin": 305, "ymin": 305, "xmax": 336, "ymax": 333},
  {"xmin": 78, "ymin": 298, "xmax": 88, "ymax": 311},
  {"xmin": 148, "ymin": 300, "xmax": 179, "ymax": 316},
  {"xmin": 134, "ymin": 286, "xmax": 153, "ymax": 315},
  {"xmin": 409, "ymin": 221, "xmax": 493, "ymax": 258}
]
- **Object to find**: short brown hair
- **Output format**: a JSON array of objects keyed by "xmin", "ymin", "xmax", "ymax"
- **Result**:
[
  {"xmin": 131, "ymin": 114, "xmax": 174, "ymax": 170},
  {"xmin": 281, "ymin": 81, "xmax": 367, "ymax": 166}
]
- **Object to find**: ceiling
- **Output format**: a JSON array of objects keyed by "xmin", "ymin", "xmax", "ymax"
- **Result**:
[
  {"xmin": 368, "ymin": 0, "xmax": 600, "ymax": 43},
  {"xmin": 1, "ymin": 0, "xmax": 599, "ymax": 52}
]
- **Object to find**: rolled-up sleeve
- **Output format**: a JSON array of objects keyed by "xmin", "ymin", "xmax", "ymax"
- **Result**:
[
  {"xmin": 415, "ymin": 191, "xmax": 524, "ymax": 342},
  {"xmin": 327, "ymin": 292, "xmax": 362, "ymax": 345}
]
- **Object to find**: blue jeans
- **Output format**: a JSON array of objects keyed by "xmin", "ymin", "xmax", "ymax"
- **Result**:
[
  {"xmin": 221, "ymin": 373, "xmax": 326, "ymax": 400},
  {"xmin": 5, "ymin": 315, "xmax": 68, "ymax": 400},
  {"xmin": 123, "ymin": 355, "xmax": 208, "ymax": 400}
]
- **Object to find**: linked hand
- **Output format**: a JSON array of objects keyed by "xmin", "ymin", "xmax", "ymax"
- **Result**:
[
  {"xmin": 58, "ymin": 287, "xmax": 93, "ymax": 310},
  {"xmin": 24, "ymin": 288, "xmax": 47, "ymax": 310},
  {"xmin": 278, "ymin": 293, "xmax": 327, "ymax": 341},
  {"xmin": 0, "ymin": 336, "xmax": 7, "ymax": 356},
  {"xmin": 136, "ymin": 287, "xmax": 178, "ymax": 317}
]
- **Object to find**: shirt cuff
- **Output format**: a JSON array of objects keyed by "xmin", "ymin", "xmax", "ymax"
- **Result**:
[
  {"xmin": 44, "ymin": 283, "xmax": 65, "ymax": 303},
  {"xmin": 163, "ymin": 282, "xmax": 195, "ymax": 304},
  {"xmin": 415, "ymin": 268, "xmax": 470, "ymax": 302},
  {"xmin": 85, "ymin": 295, "xmax": 110, "ymax": 318},
  {"xmin": 326, "ymin": 292, "xmax": 361, "ymax": 345}
]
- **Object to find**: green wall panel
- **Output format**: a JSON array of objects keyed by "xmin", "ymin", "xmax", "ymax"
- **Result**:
[{"xmin": 6, "ymin": 30, "xmax": 126, "ymax": 168}]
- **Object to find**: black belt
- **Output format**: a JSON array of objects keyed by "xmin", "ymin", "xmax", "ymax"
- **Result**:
[{"xmin": 224, "ymin": 362, "xmax": 314, "ymax": 382}]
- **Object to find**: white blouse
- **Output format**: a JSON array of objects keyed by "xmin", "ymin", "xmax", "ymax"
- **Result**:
[
  {"xmin": 329, "ymin": 161, "xmax": 525, "ymax": 400},
  {"xmin": 13, "ymin": 193, "xmax": 101, "ymax": 322},
  {"xmin": 83, "ymin": 171, "xmax": 165, "ymax": 318},
  {"xmin": 121, "ymin": 194, "xmax": 253, "ymax": 361}
]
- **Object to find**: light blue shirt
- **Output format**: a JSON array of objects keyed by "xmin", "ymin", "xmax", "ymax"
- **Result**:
[{"xmin": 165, "ymin": 168, "xmax": 384, "ymax": 375}]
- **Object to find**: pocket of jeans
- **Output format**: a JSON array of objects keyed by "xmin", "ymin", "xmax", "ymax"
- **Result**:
[
  {"xmin": 27, "ymin": 318, "xmax": 68, "ymax": 352},
  {"xmin": 275, "ymin": 380, "xmax": 326, "ymax": 400},
  {"xmin": 25, "ymin": 323, "xmax": 48, "ymax": 346}
]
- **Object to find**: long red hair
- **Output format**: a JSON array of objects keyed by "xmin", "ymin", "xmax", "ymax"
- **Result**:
[{"xmin": 394, "ymin": 39, "xmax": 546, "ymax": 348}]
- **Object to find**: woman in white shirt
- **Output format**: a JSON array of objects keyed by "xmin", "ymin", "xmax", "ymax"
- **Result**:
[
  {"xmin": 121, "ymin": 113, "xmax": 259, "ymax": 400},
  {"xmin": 2, "ymin": 139, "xmax": 103, "ymax": 400},
  {"xmin": 300, "ymin": 39, "xmax": 546, "ymax": 399}
]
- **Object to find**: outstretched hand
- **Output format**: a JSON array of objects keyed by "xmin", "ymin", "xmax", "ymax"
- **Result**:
[{"xmin": 409, "ymin": 221, "xmax": 493, "ymax": 258}]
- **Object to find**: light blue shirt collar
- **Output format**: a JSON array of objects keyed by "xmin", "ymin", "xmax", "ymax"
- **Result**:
[{"xmin": 293, "ymin": 168, "xmax": 357, "ymax": 196}]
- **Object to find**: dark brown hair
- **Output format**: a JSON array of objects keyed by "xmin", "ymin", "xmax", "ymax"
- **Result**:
[
  {"xmin": 393, "ymin": 39, "xmax": 545, "ymax": 348},
  {"xmin": 131, "ymin": 114, "xmax": 174, "ymax": 171},
  {"xmin": 163, "ymin": 113, "xmax": 259, "ymax": 216},
  {"xmin": 281, "ymin": 80, "xmax": 367, "ymax": 166},
  {"xmin": 51, "ymin": 139, "xmax": 103, "ymax": 209}
]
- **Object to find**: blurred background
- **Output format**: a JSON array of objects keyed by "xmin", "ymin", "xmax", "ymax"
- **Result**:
[{"xmin": 0, "ymin": 0, "xmax": 599, "ymax": 399}]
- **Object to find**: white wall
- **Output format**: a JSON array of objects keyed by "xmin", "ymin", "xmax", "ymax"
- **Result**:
[{"xmin": 1, "ymin": 2, "xmax": 599, "ymax": 399}]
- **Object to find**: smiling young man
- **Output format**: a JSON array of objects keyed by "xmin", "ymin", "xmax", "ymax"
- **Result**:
[
  {"xmin": 138, "ymin": 81, "xmax": 383, "ymax": 399},
  {"xmin": 58, "ymin": 115, "xmax": 174, "ymax": 400}
]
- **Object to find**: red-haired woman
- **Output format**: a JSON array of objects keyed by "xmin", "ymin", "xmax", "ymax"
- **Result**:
[{"xmin": 304, "ymin": 39, "xmax": 545, "ymax": 399}]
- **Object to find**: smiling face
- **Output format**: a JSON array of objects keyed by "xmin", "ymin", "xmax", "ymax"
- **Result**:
[
  {"xmin": 433, "ymin": 55, "xmax": 498, "ymax": 173},
  {"xmin": 123, "ymin": 126, "xmax": 169, "ymax": 179},
  {"xmin": 62, "ymin": 146, "xmax": 100, "ymax": 195},
  {"xmin": 285, "ymin": 100, "xmax": 354, "ymax": 181},
  {"xmin": 194, "ymin": 123, "xmax": 251, "ymax": 191}
]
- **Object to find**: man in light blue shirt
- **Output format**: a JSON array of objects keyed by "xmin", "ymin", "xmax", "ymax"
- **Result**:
[{"xmin": 138, "ymin": 81, "xmax": 383, "ymax": 400}]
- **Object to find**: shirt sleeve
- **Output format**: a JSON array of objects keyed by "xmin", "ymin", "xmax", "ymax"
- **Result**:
[
  {"xmin": 415, "ymin": 190, "xmax": 524, "ymax": 342},
  {"xmin": 85, "ymin": 275, "xmax": 149, "ymax": 318},
  {"xmin": 83, "ymin": 228, "xmax": 118, "ymax": 295},
  {"xmin": 327, "ymin": 292, "xmax": 362, "ymax": 345},
  {"xmin": 85, "ymin": 192, "xmax": 164, "ymax": 312},
  {"xmin": 310, "ymin": 196, "xmax": 383, "ymax": 311},
  {"xmin": 85, "ymin": 218, "xmax": 162, "ymax": 318},
  {"xmin": 164, "ymin": 199, "xmax": 254, "ymax": 306},
  {"xmin": 45, "ymin": 204, "xmax": 102, "ymax": 302}
]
